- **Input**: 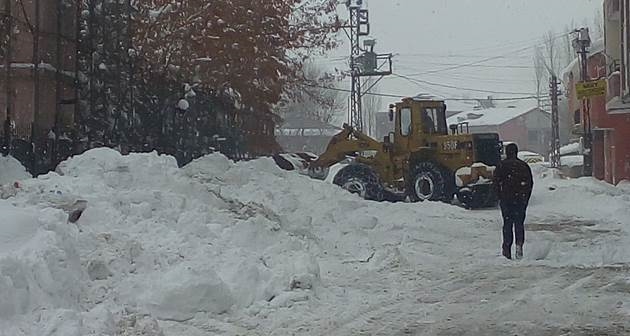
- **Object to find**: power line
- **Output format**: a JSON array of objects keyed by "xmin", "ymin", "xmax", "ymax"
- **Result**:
[
  {"xmin": 396, "ymin": 62, "xmax": 536, "ymax": 70},
  {"xmin": 416, "ymin": 50, "xmax": 530, "ymax": 75},
  {"xmin": 395, "ymin": 53, "xmax": 533, "ymax": 60},
  {"xmin": 393, "ymin": 64, "xmax": 536, "ymax": 84},
  {"xmin": 392, "ymin": 73, "xmax": 538, "ymax": 96},
  {"xmin": 392, "ymin": 31, "xmax": 565, "ymax": 59},
  {"xmin": 421, "ymin": 32, "xmax": 569, "ymax": 56},
  {"xmin": 405, "ymin": 31, "xmax": 571, "ymax": 75},
  {"xmin": 426, "ymin": 74, "xmax": 535, "ymax": 84},
  {"xmin": 394, "ymin": 70, "xmax": 537, "ymax": 84},
  {"xmin": 305, "ymin": 83, "xmax": 542, "ymax": 101}
]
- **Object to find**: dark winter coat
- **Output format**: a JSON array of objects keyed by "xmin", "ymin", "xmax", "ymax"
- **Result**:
[{"xmin": 493, "ymin": 157, "xmax": 533, "ymax": 203}]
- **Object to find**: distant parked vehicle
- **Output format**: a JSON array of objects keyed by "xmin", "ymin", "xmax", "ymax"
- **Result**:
[{"xmin": 517, "ymin": 151, "xmax": 545, "ymax": 164}]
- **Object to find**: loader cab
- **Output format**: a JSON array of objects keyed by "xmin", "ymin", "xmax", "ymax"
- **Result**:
[{"xmin": 390, "ymin": 98, "xmax": 447, "ymax": 149}]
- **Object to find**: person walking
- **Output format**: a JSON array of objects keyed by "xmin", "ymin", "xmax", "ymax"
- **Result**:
[{"xmin": 493, "ymin": 143, "xmax": 533, "ymax": 260}]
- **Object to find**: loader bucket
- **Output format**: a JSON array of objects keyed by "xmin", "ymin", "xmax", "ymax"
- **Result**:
[{"xmin": 272, "ymin": 152, "xmax": 318, "ymax": 174}]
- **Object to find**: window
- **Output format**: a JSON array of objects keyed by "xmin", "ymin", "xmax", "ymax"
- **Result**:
[
  {"xmin": 528, "ymin": 130, "xmax": 539, "ymax": 143},
  {"xmin": 574, "ymin": 110, "xmax": 581, "ymax": 125},
  {"xmin": 400, "ymin": 107, "xmax": 411, "ymax": 136},
  {"xmin": 423, "ymin": 108, "xmax": 437, "ymax": 134}
]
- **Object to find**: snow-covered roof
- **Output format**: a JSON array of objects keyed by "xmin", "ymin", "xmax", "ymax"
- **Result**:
[
  {"xmin": 560, "ymin": 142, "xmax": 581, "ymax": 155},
  {"xmin": 446, "ymin": 101, "xmax": 543, "ymax": 127},
  {"xmin": 445, "ymin": 100, "xmax": 477, "ymax": 113},
  {"xmin": 561, "ymin": 58, "xmax": 580, "ymax": 82}
]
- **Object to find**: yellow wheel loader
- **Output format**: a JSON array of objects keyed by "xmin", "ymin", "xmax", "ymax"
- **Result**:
[{"xmin": 307, "ymin": 97, "xmax": 502, "ymax": 208}]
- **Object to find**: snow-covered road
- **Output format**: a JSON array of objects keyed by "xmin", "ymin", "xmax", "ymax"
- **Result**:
[{"xmin": 1, "ymin": 149, "xmax": 629, "ymax": 335}]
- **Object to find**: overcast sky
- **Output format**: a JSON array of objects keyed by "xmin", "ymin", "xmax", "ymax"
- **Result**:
[{"xmin": 320, "ymin": 0, "xmax": 603, "ymax": 114}]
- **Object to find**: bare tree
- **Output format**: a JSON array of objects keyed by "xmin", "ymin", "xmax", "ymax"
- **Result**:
[
  {"xmin": 533, "ymin": 29, "xmax": 576, "ymax": 105},
  {"xmin": 543, "ymin": 30, "xmax": 560, "ymax": 75},
  {"xmin": 532, "ymin": 31, "xmax": 558, "ymax": 111},
  {"xmin": 562, "ymin": 23, "xmax": 576, "ymax": 69},
  {"xmin": 362, "ymin": 77, "xmax": 382, "ymax": 137},
  {"xmin": 534, "ymin": 47, "xmax": 547, "ymax": 108},
  {"xmin": 277, "ymin": 61, "xmax": 345, "ymax": 135}
]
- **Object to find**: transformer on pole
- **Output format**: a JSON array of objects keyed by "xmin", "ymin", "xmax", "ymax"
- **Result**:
[{"xmin": 345, "ymin": 1, "xmax": 393, "ymax": 132}]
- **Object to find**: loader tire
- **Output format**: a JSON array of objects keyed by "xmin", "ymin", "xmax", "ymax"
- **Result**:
[
  {"xmin": 333, "ymin": 164, "xmax": 384, "ymax": 201},
  {"xmin": 408, "ymin": 161, "xmax": 448, "ymax": 202}
]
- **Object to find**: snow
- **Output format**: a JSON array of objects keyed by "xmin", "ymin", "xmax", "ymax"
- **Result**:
[
  {"xmin": 0, "ymin": 63, "xmax": 78, "ymax": 80},
  {"xmin": 177, "ymin": 99, "xmax": 190, "ymax": 110},
  {"xmin": 444, "ymin": 99, "xmax": 476, "ymax": 114},
  {"xmin": 561, "ymin": 57, "xmax": 580, "ymax": 82},
  {"xmin": 0, "ymin": 155, "xmax": 31, "ymax": 185},
  {"xmin": 455, "ymin": 166, "xmax": 472, "ymax": 187},
  {"xmin": 447, "ymin": 101, "xmax": 542, "ymax": 127},
  {"xmin": 560, "ymin": 155, "xmax": 584, "ymax": 167},
  {"xmin": 1, "ymin": 148, "xmax": 630, "ymax": 335},
  {"xmin": 560, "ymin": 142, "xmax": 581, "ymax": 155},
  {"xmin": 518, "ymin": 150, "xmax": 541, "ymax": 157}
]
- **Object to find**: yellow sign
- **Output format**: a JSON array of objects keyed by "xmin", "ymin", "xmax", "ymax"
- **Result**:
[{"xmin": 575, "ymin": 79, "xmax": 607, "ymax": 100}]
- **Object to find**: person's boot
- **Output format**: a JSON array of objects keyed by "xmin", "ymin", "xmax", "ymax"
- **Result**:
[
  {"xmin": 515, "ymin": 245, "xmax": 523, "ymax": 260},
  {"xmin": 502, "ymin": 245, "xmax": 512, "ymax": 260}
]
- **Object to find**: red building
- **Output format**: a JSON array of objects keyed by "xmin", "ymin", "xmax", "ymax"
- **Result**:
[
  {"xmin": 601, "ymin": 0, "xmax": 630, "ymax": 184},
  {"xmin": 563, "ymin": 0, "xmax": 630, "ymax": 184}
]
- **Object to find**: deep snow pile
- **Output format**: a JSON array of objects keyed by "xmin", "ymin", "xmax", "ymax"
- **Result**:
[
  {"xmin": 0, "ymin": 150, "xmax": 629, "ymax": 335},
  {"xmin": 0, "ymin": 155, "xmax": 31, "ymax": 185},
  {"xmin": 0, "ymin": 148, "xmax": 355, "ymax": 335}
]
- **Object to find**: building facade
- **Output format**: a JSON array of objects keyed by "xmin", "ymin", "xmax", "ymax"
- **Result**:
[
  {"xmin": 1, "ymin": 0, "xmax": 77, "ymax": 143},
  {"xmin": 447, "ymin": 105, "xmax": 551, "ymax": 156},
  {"xmin": 564, "ymin": 0, "xmax": 630, "ymax": 184}
]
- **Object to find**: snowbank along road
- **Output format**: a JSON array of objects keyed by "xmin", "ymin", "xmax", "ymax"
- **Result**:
[{"xmin": 0, "ymin": 149, "xmax": 629, "ymax": 335}]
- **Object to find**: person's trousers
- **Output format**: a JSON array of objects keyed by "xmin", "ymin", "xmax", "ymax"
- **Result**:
[{"xmin": 500, "ymin": 200, "xmax": 527, "ymax": 249}]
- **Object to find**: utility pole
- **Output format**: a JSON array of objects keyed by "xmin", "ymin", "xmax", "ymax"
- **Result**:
[
  {"xmin": 344, "ymin": 0, "xmax": 392, "ymax": 132},
  {"xmin": 573, "ymin": 27, "xmax": 593, "ymax": 176},
  {"xmin": 549, "ymin": 75, "xmax": 561, "ymax": 168},
  {"xmin": 347, "ymin": 3, "xmax": 366, "ymax": 131}
]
